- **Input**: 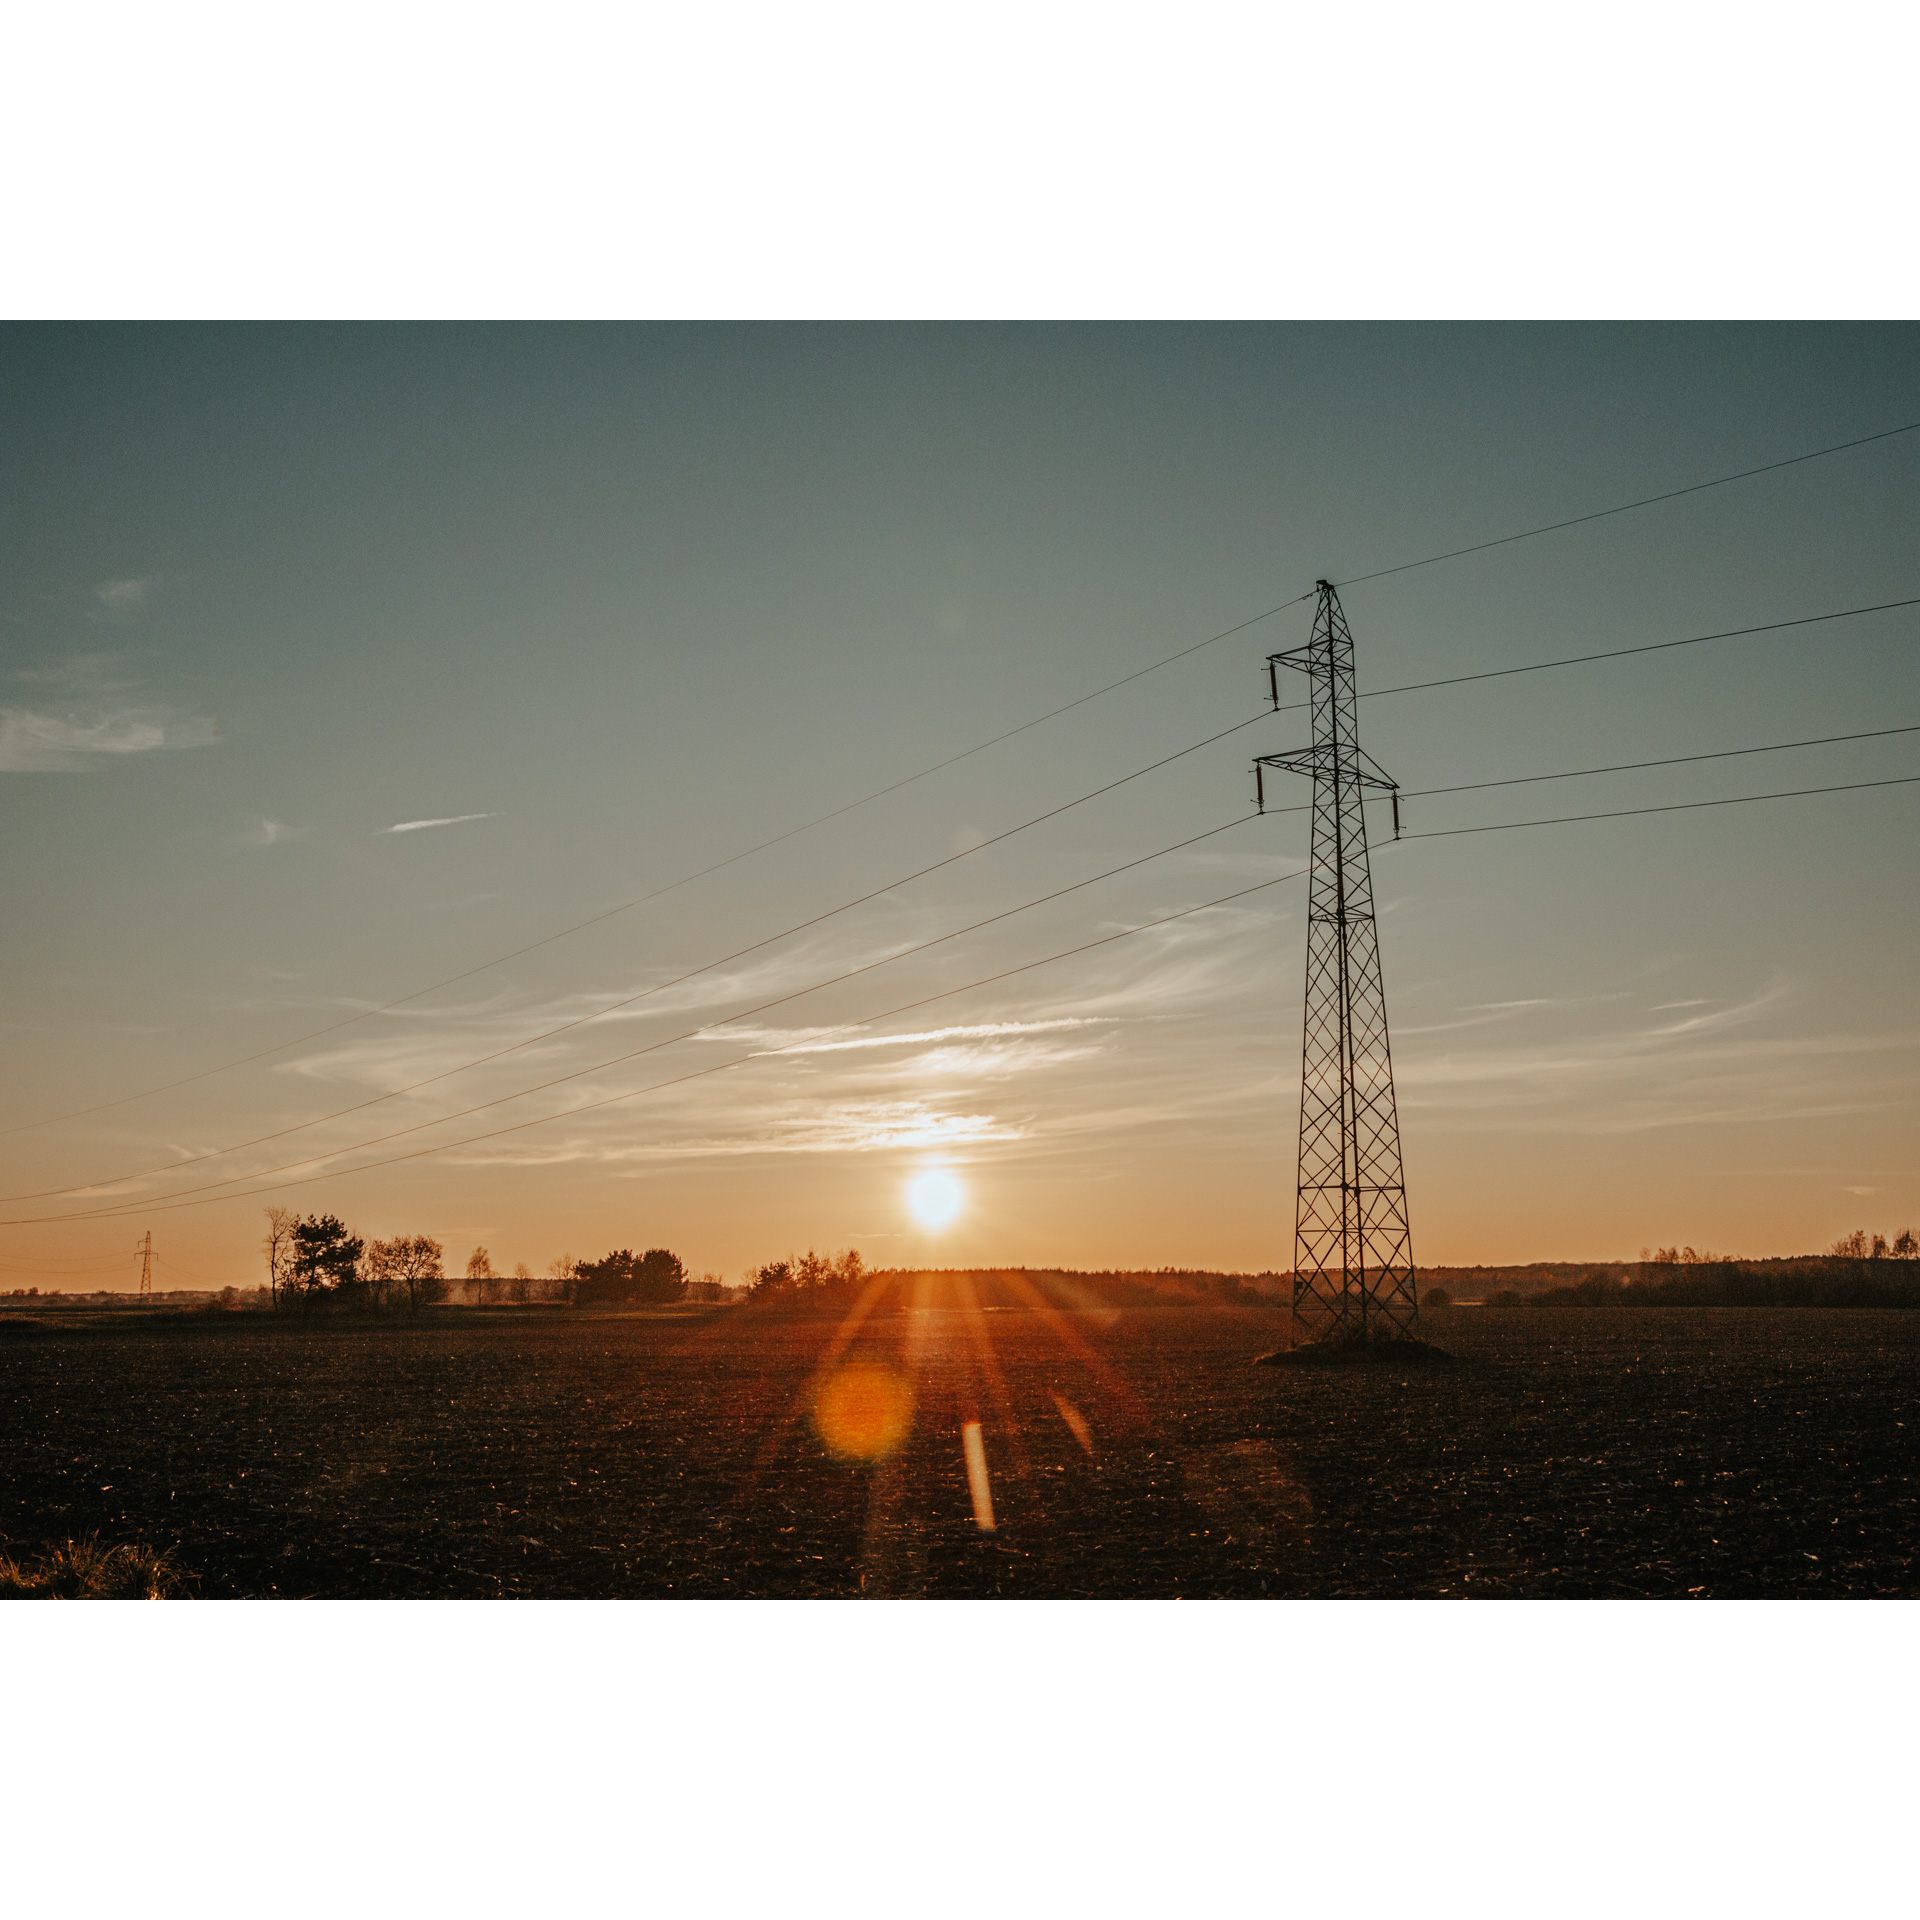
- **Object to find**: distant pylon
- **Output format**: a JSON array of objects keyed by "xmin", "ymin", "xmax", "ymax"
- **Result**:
[
  {"xmin": 1255, "ymin": 581, "xmax": 1419, "ymax": 1343},
  {"xmin": 137, "ymin": 1230, "xmax": 153, "ymax": 1305}
]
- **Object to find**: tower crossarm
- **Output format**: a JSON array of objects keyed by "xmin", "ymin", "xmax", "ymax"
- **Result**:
[
  {"xmin": 1253, "ymin": 742, "xmax": 1399, "ymax": 816},
  {"xmin": 1254, "ymin": 744, "xmax": 1399, "ymax": 792},
  {"xmin": 1265, "ymin": 640, "xmax": 1328, "ymax": 681}
]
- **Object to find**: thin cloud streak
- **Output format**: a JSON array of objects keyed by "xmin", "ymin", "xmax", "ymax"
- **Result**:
[
  {"xmin": 732, "ymin": 1018, "xmax": 1113, "ymax": 1056},
  {"xmin": 381, "ymin": 813, "xmax": 500, "ymax": 834}
]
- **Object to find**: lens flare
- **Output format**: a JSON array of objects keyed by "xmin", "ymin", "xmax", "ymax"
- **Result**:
[
  {"xmin": 908, "ymin": 1168, "xmax": 964, "ymax": 1228},
  {"xmin": 813, "ymin": 1360, "xmax": 914, "ymax": 1462},
  {"xmin": 962, "ymin": 1421, "xmax": 996, "ymax": 1530}
]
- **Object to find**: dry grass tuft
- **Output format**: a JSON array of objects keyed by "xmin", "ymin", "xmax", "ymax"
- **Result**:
[{"xmin": 0, "ymin": 1534, "xmax": 189, "ymax": 1599}]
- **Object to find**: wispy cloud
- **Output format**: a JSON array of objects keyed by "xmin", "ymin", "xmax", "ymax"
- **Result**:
[
  {"xmin": 1396, "ymin": 971, "xmax": 1920, "ymax": 1137},
  {"xmin": 184, "ymin": 877, "xmax": 1293, "ymax": 1191},
  {"xmin": 381, "ymin": 813, "xmax": 499, "ymax": 835},
  {"xmin": 445, "ymin": 1100, "xmax": 1025, "ymax": 1169},
  {"xmin": 94, "ymin": 578, "xmax": 154, "ymax": 615},
  {"xmin": 4, "ymin": 651, "xmax": 217, "ymax": 773},
  {"xmin": 1644, "ymin": 980, "xmax": 1790, "ymax": 1037},
  {"xmin": 743, "ymin": 1018, "xmax": 1112, "ymax": 1057},
  {"xmin": 0, "ymin": 706, "xmax": 219, "ymax": 773}
]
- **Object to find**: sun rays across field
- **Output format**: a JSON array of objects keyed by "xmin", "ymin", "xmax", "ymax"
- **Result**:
[{"xmin": 743, "ymin": 1262, "xmax": 1162, "ymax": 1597}]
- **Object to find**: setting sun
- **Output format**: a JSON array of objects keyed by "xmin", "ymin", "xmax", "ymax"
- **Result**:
[{"xmin": 907, "ymin": 1168, "xmax": 964, "ymax": 1229}]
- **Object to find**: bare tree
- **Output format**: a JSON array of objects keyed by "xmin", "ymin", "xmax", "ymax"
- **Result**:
[
  {"xmin": 466, "ymin": 1245, "xmax": 495, "ymax": 1305},
  {"xmin": 545, "ymin": 1252, "xmax": 579, "ymax": 1305},
  {"xmin": 263, "ymin": 1206, "xmax": 297, "ymax": 1311},
  {"xmin": 363, "ymin": 1236, "xmax": 398, "ymax": 1312},
  {"xmin": 511, "ymin": 1261, "xmax": 533, "ymax": 1306},
  {"xmin": 686, "ymin": 1269, "xmax": 732, "ymax": 1302},
  {"xmin": 364, "ymin": 1235, "xmax": 446, "ymax": 1313},
  {"xmin": 362, "ymin": 1236, "xmax": 437, "ymax": 1312},
  {"xmin": 398, "ymin": 1236, "xmax": 447, "ymax": 1313}
]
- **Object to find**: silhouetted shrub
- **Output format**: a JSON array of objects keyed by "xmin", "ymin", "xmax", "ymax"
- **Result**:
[{"xmin": 0, "ymin": 1534, "xmax": 187, "ymax": 1598}]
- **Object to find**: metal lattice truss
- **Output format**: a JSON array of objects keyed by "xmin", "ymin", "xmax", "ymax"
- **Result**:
[{"xmin": 1255, "ymin": 581, "xmax": 1419, "ymax": 1344}]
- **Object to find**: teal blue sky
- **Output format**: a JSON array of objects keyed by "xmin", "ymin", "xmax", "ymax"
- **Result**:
[{"xmin": 2, "ymin": 323, "xmax": 1915, "ymax": 1291}]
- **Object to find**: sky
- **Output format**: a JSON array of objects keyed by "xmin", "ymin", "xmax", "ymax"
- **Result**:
[{"xmin": 1, "ymin": 322, "xmax": 1915, "ymax": 1292}]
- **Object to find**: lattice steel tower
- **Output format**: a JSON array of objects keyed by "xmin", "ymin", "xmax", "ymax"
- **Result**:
[{"xmin": 1255, "ymin": 580, "xmax": 1418, "ymax": 1343}]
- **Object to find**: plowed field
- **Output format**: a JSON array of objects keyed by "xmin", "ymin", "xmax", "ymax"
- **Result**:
[{"xmin": 4, "ymin": 1303, "xmax": 1915, "ymax": 1597}]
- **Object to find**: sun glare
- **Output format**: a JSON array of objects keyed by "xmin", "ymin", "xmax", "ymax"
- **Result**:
[
  {"xmin": 907, "ymin": 1168, "xmax": 964, "ymax": 1229},
  {"xmin": 813, "ymin": 1361, "xmax": 914, "ymax": 1463}
]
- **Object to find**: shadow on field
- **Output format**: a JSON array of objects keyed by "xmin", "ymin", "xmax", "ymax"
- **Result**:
[{"xmin": 1253, "ymin": 1335, "xmax": 1469, "ymax": 1370}]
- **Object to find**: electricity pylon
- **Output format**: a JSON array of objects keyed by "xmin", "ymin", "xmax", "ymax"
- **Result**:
[
  {"xmin": 137, "ymin": 1230, "xmax": 153, "ymax": 1305},
  {"xmin": 1255, "ymin": 580, "xmax": 1419, "ymax": 1344}
]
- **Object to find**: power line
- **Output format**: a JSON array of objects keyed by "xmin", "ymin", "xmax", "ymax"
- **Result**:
[
  {"xmin": 4, "ymin": 862, "xmax": 1309, "ymax": 1227},
  {"xmin": 4, "ymin": 814, "xmax": 1271, "ymax": 1218},
  {"xmin": 16, "ymin": 763, "xmax": 1920, "ymax": 1230},
  {"xmin": 12, "ymin": 418, "xmax": 1913, "ymax": 1143},
  {"xmin": 1399, "ymin": 773, "xmax": 1920, "ymax": 841},
  {"xmin": 1336, "ymin": 420, "xmax": 1920, "ymax": 591},
  {"xmin": 0, "ymin": 1256, "xmax": 136, "ymax": 1276},
  {"xmin": 1350, "ymin": 597, "xmax": 1920, "ymax": 708},
  {"xmin": 1403, "ymin": 722, "xmax": 1920, "ymax": 801},
  {"xmin": 17, "ymin": 599, "xmax": 1918, "ymax": 1204},
  {"xmin": 0, "ymin": 608, "xmax": 1309, "ymax": 1141},
  {"xmin": 0, "ymin": 714, "xmax": 1280, "ymax": 1204}
]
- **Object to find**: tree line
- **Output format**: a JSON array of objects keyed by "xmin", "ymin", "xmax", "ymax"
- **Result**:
[
  {"xmin": 1824, "ymin": 1228, "xmax": 1918, "ymax": 1260},
  {"xmin": 1644, "ymin": 1232, "xmax": 1918, "ymax": 1263},
  {"xmin": 1461, "ymin": 1253, "xmax": 1920, "ymax": 1311},
  {"xmin": 262, "ymin": 1208, "xmax": 708, "ymax": 1313},
  {"xmin": 746, "ymin": 1247, "xmax": 867, "ymax": 1303},
  {"xmin": 264, "ymin": 1208, "xmax": 448, "ymax": 1314}
]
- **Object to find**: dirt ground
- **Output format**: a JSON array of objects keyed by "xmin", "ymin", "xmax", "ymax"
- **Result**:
[{"xmin": 3, "ymin": 1301, "xmax": 1915, "ymax": 1597}]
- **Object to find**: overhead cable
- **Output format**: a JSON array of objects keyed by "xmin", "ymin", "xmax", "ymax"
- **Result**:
[
  {"xmin": 1353, "ymin": 597, "xmax": 1920, "ymax": 708},
  {"xmin": 1403, "ymin": 722, "xmax": 1920, "ymax": 801},
  {"xmin": 1399, "ymin": 773, "xmax": 1920, "ymax": 841},
  {"xmin": 8, "ymin": 416, "xmax": 1912, "ymax": 1139},
  {"xmin": 0, "ymin": 608, "xmax": 1309, "ymax": 1140},
  {"xmin": 0, "ymin": 716, "xmax": 1278, "ymax": 1202},
  {"xmin": 18, "ymin": 605, "xmax": 1920, "ymax": 1200},
  {"xmin": 16, "ymin": 766, "xmax": 1920, "ymax": 1228},
  {"xmin": 1336, "ymin": 420, "xmax": 1920, "ymax": 591}
]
